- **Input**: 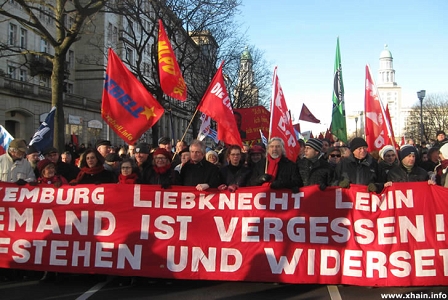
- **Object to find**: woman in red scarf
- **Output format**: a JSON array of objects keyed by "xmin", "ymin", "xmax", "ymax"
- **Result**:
[
  {"xmin": 37, "ymin": 159, "xmax": 68, "ymax": 187},
  {"xmin": 143, "ymin": 148, "xmax": 179, "ymax": 188},
  {"xmin": 118, "ymin": 158, "xmax": 139, "ymax": 184},
  {"xmin": 70, "ymin": 148, "xmax": 116, "ymax": 184}
]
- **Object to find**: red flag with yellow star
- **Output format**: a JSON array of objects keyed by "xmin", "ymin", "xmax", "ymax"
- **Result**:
[{"xmin": 102, "ymin": 48, "xmax": 164, "ymax": 144}]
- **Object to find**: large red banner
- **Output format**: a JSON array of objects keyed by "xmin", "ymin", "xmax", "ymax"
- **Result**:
[
  {"xmin": 234, "ymin": 106, "xmax": 270, "ymax": 145},
  {"xmin": 0, "ymin": 182, "xmax": 447, "ymax": 287}
]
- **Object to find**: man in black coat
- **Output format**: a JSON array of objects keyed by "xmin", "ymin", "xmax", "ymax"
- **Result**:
[
  {"xmin": 333, "ymin": 137, "xmax": 383, "ymax": 192},
  {"xmin": 249, "ymin": 137, "xmax": 302, "ymax": 192},
  {"xmin": 297, "ymin": 138, "xmax": 332, "ymax": 190},
  {"xmin": 43, "ymin": 147, "xmax": 80, "ymax": 182},
  {"xmin": 387, "ymin": 145, "xmax": 430, "ymax": 183},
  {"xmin": 180, "ymin": 139, "xmax": 221, "ymax": 191}
]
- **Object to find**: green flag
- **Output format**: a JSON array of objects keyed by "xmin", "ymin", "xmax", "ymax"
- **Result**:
[{"xmin": 331, "ymin": 37, "xmax": 347, "ymax": 143}]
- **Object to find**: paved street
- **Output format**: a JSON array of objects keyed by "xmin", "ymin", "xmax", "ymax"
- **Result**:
[{"xmin": 0, "ymin": 273, "xmax": 447, "ymax": 300}]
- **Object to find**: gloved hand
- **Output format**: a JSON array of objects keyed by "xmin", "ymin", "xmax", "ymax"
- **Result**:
[
  {"xmin": 161, "ymin": 183, "xmax": 171, "ymax": 189},
  {"xmin": 339, "ymin": 179, "xmax": 350, "ymax": 188},
  {"xmin": 15, "ymin": 179, "xmax": 27, "ymax": 186},
  {"xmin": 270, "ymin": 180, "xmax": 283, "ymax": 189},
  {"xmin": 28, "ymin": 181, "xmax": 38, "ymax": 186},
  {"xmin": 291, "ymin": 186, "xmax": 300, "ymax": 194},
  {"xmin": 54, "ymin": 181, "xmax": 62, "ymax": 188},
  {"xmin": 228, "ymin": 184, "xmax": 238, "ymax": 192},
  {"xmin": 367, "ymin": 183, "xmax": 378, "ymax": 192},
  {"xmin": 319, "ymin": 183, "xmax": 327, "ymax": 191},
  {"xmin": 258, "ymin": 174, "xmax": 272, "ymax": 183},
  {"xmin": 69, "ymin": 181, "xmax": 77, "ymax": 186}
]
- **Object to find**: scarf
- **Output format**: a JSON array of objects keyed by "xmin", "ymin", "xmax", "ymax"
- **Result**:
[
  {"xmin": 73, "ymin": 165, "xmax": 104, "ymax": 183},
  {"xmin": 118, "ymin": 173, "xmax": 139, "ymax": 184},
  {"xmin": 266, "ymin": 156, "xmax": 281, "ymax": 178},
  {"xmin": 38, "ymin": 175, "xmax": 64, "ymax": 185},
  {"xmin": 402, "ymin": 163, "xmax": 413, "ymax": 173},
  {"xmin": 153, "ymin": 164, "xmax": 171, "ymax": 175}
]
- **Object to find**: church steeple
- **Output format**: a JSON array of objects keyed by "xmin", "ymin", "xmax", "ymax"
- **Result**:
[
  {"xmin": 377, "ymin": 44, "xmax": 396, "ymax": 87},
  {"xmin": 233, "ymin": 46, "xmax": 259, "ymax": 108}
]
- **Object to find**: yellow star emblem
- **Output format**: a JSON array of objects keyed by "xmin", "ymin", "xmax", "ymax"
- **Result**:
[{"xmin": 141, "ymin": 106, "xmax": 157, "ymax": 120}]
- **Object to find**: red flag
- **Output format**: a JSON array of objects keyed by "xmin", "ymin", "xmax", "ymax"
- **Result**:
[
  {"xmin": 364, "ymin": 65, "xmax": 394, "ymax": 152},
  {"xmin": 102, "ymin": 48, "xmax": 164, "ymax": 145},
  {"xmin": 400, "ymin": 136, "xmax": 406, "ymax": 146},
  {"xmin": 197, "ymin": 62, "xmax": 243, "ymax": 147},
  {"xmin": 318, "ymin": 132, "xmax": 324, "ymax": 139},
  {"xmin": 325, "ymin": 128, "xmax": 334, "ymax": 143},
  {"xmin": 299, "ymin": 103, "xmax": 320, "ymax": 123},
  {"xmin": 269, "ymin": 67, "xmax": 300, "ymax": 161},
  {"xmin": 158, "ymin": 20, "xmax": 187, "ymax": 101},
  {"xmin": 292, "ymin": 123, "xmax": 301, "ymax": 133},
  {"xmin": 71, "ymin": 133, "xmax": 78, "ymax": 146}
]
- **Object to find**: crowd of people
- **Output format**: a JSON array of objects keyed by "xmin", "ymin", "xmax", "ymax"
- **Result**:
[
  {"xmin": 1, "ymin": 132, "xmax": 448, "ymax": 283},
  {"xmin": 2, "ymin": 130, "xmax": 448, "ymax": 194}
]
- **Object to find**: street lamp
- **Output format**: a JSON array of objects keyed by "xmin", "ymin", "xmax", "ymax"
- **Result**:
[
  {"xmin": 355, "ymin": 117, "xmax": 358, "ymax": 137},
  {"xmin": 417, "ymin": 90, "xmax": 426, "ymax": 144}
]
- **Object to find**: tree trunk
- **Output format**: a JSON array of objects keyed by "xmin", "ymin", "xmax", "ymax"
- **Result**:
[{"xmin": 51, "ymin": 52, "xmax": 66, "ymax": 152}]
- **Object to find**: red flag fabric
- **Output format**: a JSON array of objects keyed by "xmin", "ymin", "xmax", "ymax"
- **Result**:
[
  {"xmin": 364, "ymin": 65, "xmax": 394, "ymax": 152},
  {"xmin": 158, "ymin": 20, "xmax": 187, "ymax": 101},
  {"xmin": 197, "ymin": 62, "xmax": 243, "ymax": 147},
  {"xmin": 292, "ymin": 123, "xmax": 301, "ymax": 133},
  {"xmin": 299, "ymin": 103, "xmax": 320, "ymax": 123},
  {"xmin": 325, "ymin": 128, "xmax": 334, "ymax": 143},
  {"xmin": 400, "ymin": 136, "xmax": 406, "ymax": 146},
  {"xmin": 102, "ymin": 48, "xmax": 164, "ymax": 145},
  {"xmin": 318, "ymin": 132, "xmax": 324, "ymax": 139},
  {"xmin": 269, "ymin": 67, "xmax": 300, "ymax": 161}
]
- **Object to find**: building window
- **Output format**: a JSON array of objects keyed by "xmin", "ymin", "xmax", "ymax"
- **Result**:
[
  {"xmin": 40, "ymin": 38, "xmax": 48, "ymax": 53},
  {"xmin": 68, "ymin": 50, "xmax": 74, "ymax": 69},
  {"xmin": 66, "ymin": 83, "xmax": 74, "ymax": 94},
  {"xmin": 8, "ymin": 66, "xmax": 16, "ymax": 79},
  {"xmin": 127, "ymin": 21, "xmax": 133, "ymax": 35},
  {"xmin": 40, "ymin": 75, "xmax": 50, "ymax": 87},
  {"xmin": 126, "ymin": 47, "xmax": 134, "ymax": 65},
  {"xmin": 19, "ymin": 69, "xmax": 27, "ymax": 81},
  {"xmin": 9, "ymin": 23, "xmax": 17, "ymax": 46},
  {"xmin": 107, "ymin": 22, "xmax": 112, "ymax": 40},
  {"xmin": 113, "ymin": 26, "xmax": 118, "ymax": 43},
  {"xmin": 19, "ymin": 28, "xmax": 27, "ymax": 48}
]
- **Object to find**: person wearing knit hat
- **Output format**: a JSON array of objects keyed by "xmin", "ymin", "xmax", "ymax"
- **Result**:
[
  {"xmin": 305, "ymin": 138, "xmax": 323, "ymax": 153},
  {"xmin": 248, "ymin": 145, "xmax": 266, "ymax": 165},
  {"xmin": 333, "ymin": 137, "xmax": 383, "ymax": 193},
  {"xmin": 143, "ymin": 147, "xmax": 178, "ymax": 188},
  {"xmin": 349, "ymin": 137, "xmax": 368, "ymax": 153},
  {"xmin": 435, "ymin": 143, "xmax": 448, "ymax": 187},
  {"xmin": 37, "ymin": 159, "xmax": 68, "ymax": 187},
  {"xmin": 386, "ymin": 145, "xmax": 431, "ymax": 184},
  {"xmin": 378, "ymin": 145, "xmax": 398, "ymax": 180},
  {"xmin": 206, "ymin": 150, "xmax": 220, "ymax": 166},
  {"xmin": 297, "ymin": 138, "xmax": 331, "ymax": 190}
]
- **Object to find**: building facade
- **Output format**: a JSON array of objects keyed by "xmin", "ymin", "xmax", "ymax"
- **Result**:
[
  {"xmin": 0, "ymin": 1, "xmax": 215, "ymax": 149},
  {"xmin": 376, "ymin": 44, "xmax": 403, "ymax": 138}
]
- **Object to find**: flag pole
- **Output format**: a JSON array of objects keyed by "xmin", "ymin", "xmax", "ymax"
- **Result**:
[{"xmin": 172, "ymin": 108, "xmax": 200, "ymax": 160}]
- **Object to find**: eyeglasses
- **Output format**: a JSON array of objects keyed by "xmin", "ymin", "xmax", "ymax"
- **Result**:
[
  {"xmin": 330, "ymin": 154, "xmax": 341, "ymax": 158},
  {"xmin": 230, "ymin": 153, "xmax": 241, "ymax": 156},
  {"xmin": 154, "ymin": 157, "xmax": 167, "ymax": 161}
]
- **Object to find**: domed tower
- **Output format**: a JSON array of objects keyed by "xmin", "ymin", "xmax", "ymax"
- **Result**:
[
  {"xmin": 377, "ymin": 44, "xmax": 403, "ymax": 139},
  {"xmin": 233, "ymin": 46, "xmax": 259, "ymax": 108},
  {"xmin": 378, "ymin": 44, "xmax": 396, "ymax": 87}
]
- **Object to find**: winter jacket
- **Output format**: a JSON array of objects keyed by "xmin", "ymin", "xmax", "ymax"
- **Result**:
[
  {"xmin": 219, "ymin": 163, "xmax": 252, "ymax": 187},
  {"xmin": 297, "ymin": 156, "xmax": 332, "ymax": 187},
  {"xmin": 387, "ymin": 164, "xmax": 429, "ymax": 182},
  {"xmin": 180, "ymin": 158, "xmax": 221, "ymax": 188},
  {"xmin": 333, "ymin": 154, "xmax": 382, "ymax": 185},
  {"xmin": 0, "ymin": 153, "xmax": 36, "ymax": 183}
]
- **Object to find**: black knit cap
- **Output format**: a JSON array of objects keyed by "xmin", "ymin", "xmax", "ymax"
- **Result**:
[
  {"xmin": 305, "ymin": 138, "xmax": 323, "ymax": 152},
  {"xmin": 350, "ymin": 137, "xmax": 368, "ymax": 152},
  {"xmin": 399, "ymin": 145, "xmax": 418, "ymax": 161}
]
